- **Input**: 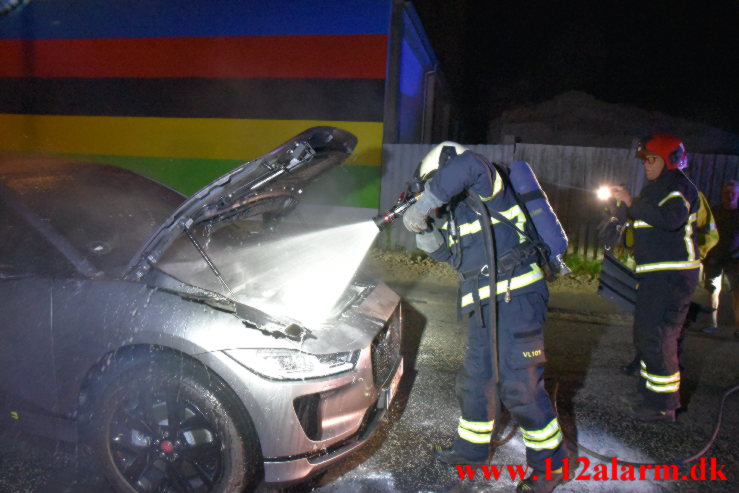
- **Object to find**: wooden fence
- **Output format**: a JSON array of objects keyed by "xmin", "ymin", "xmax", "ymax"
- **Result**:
[{"xmin": 378, "ymin": 143, "xmax": 739, "ymax": 258}]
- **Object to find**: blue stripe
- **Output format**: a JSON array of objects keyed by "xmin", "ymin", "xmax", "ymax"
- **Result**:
[{"xmin": 0, "ymin": 0, "xmax": 392, "ymax": 39}]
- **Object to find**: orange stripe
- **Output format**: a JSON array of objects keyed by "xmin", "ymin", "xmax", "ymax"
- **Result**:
[{"xmin": 0, "ymin": 34, "xmax": 388, "ymax": 79}]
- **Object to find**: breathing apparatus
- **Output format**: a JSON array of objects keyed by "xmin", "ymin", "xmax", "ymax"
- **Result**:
[{"xmin": 504, "ymin": 160, "xmax": 571, "ymax": 279}]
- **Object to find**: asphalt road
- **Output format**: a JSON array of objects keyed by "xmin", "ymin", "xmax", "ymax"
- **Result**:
[{"xmin": 1, "ymin": 279, "xmax": 737, "ymax": 492}]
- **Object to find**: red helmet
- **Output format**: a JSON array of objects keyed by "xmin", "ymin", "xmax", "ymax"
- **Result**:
[{"xmin": 636, "ymin": 134, "xmax": 688, "ymax": 170}]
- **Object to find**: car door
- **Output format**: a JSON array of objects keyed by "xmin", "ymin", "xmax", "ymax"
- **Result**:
[{"xmin": 0, "ymin": 200, "xmax": 77, "ymax": 414}]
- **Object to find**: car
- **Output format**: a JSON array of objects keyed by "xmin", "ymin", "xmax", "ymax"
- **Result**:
[{"xmin": 0, "ymin": 126, "xmax": 403, "ymax": 492}]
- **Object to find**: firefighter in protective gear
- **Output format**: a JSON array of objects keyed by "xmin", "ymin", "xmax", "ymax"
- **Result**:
[
  {"xmin": 610, "ymin": 134, "xmax": 700, "ymax": 422},
  {"xmin": 404, "ymin": 142, "xmax": 566, "ymax": 492}
]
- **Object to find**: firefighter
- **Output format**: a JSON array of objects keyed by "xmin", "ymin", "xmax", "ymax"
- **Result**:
[
  {"xmin": 403, "ymin": 142, "xmax": 566, "ymax": 492},
  {"xmin": 610, "ymin": 134, "xmax": 700, "ymax": 422}
]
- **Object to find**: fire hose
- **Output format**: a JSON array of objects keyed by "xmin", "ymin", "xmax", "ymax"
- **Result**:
[{"xmin": 488, "ymin": 371, "xmax": 739, "ymax": 468}]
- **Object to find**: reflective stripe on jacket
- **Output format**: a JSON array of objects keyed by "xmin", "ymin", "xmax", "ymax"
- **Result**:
[
  {"xmin": 627, "ymin": 170, "xmax": 700, "ymax": 275},
  {"xmin": 425, "ymin": 151, "xmax": 547, "ymax": 307}
]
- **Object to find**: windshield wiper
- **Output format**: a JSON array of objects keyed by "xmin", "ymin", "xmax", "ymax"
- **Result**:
[{"xmin": 182, "ymin": 222, "xmax": 236, "ymax": 299}]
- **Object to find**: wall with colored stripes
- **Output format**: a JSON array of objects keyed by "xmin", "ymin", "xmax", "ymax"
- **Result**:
[{"xmin": 0, "ymin": 0, "xmax": 393, "ymax": 208}]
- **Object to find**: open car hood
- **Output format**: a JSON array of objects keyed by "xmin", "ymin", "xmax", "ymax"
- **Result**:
[{"xmin": 124, "ymin": 127, "xmax": 357, "ymax": 281}]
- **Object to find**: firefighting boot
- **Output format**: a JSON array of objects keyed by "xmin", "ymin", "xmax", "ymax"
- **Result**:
[
  {"xmin": 432, "ymin": 444, "xmax": 488, "ymax": 465},
  {"xmin": 516, "ymin": 468, "xmax": 564, "ymax": 492},
  {"xmin": 620, "ymin": 355, "xmax": 640, "ymax": 376},
  {"xmin": 631, "ymin": 404, "xmax": 676, "ymax": 423}
]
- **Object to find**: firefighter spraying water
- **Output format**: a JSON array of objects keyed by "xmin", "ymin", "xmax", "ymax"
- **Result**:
[{"xmin": 380, "ymin": 142, "xmax": 571, "ymax": 492}]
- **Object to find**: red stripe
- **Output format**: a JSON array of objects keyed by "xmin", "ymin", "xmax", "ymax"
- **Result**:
[{"xmin": 0, "ymin": 34, "xmax": 387, "ymax": 79}]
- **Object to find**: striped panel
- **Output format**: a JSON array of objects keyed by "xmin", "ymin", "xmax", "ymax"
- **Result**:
[
  {"xmin": 0, "ymin": 0, "xmax": 391, "ymax": 210},
  {"xmin": 0, "ymin": 0, "xmax": 392, "ymax": 39},
  {"xmin": 0, "ymin": 78, "xmax": 385, "ymax": 122},
  {"xmin": 0, "ymin": 114, "xmax": 383, "ymax": 164},
  {"xmin": 0, "ymin": 35, "xmax": 388, "ymax": 79}
]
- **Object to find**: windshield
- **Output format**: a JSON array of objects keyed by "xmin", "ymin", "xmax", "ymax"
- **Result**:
[{"xmin": 0, "ymin": 160, "xmax": 185, "ymax": 278}]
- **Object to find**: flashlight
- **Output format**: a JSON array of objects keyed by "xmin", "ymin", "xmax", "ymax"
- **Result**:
[{"xmin": 596, "ymin": 186, "xmax": 612, "ymax": 201}]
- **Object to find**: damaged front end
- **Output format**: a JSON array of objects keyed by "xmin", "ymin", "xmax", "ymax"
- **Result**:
[{"xmin": 125, "ymin": 127, "xmax": 404, "ymax": 482}]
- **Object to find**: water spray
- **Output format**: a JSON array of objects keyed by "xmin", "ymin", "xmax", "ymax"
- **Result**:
[{"xmin": 222, "ymin": 221, "xmax": 380, "ymax": 327}]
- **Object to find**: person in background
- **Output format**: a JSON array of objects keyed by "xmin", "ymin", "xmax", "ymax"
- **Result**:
[
  {"xmin": 403, "ymin": 142, "xmax": 567, "ymax": 493},
  {"xmin": 702, "ymin": 180, "xmax": 739, "ymax": 336},
  {"xmin": 610, "ymin": 134, "xmax": 700, "ymax": 423},
  {"xmin": 619, "ymin": 186, "xmax": 717, "ymax": 377}
]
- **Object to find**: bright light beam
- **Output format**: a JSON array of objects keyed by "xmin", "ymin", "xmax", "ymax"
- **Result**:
[{"xmin": 596, "ymin": 185, "xmax": 612, "ymax": 201}]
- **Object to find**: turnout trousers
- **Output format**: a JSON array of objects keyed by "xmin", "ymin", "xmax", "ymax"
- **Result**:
[
  {"xmin": 633, "ymin": 269, "xmax": 699, "ymax": 411},
  {"xmin": 453, "ymin": 291, "xmax": 566, "ymax": 471}
]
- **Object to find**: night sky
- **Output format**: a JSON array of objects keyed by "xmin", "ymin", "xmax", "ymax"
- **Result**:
[{"xmin": 413, "ymin": 0, "xmax": 739, "ymax": 142}]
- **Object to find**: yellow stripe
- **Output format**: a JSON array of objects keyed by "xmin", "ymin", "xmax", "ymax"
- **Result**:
[
  {"xmin": 523, "ymin": 431, "xmax": 563, "ymax": 450},
  {"xmin": 640, "ymin": 370, "xmax": 680, "ymax": 384},
  {"xmin": 0, "ymin": 114, "xmax": 383, "ymax": 165},
  {"xmin": 480, "ymin": 168, "xmax": 503, "ymax": 201},
  {"xmin": 658, "ymin": 191, "xmax": 686, "ymax": 207},
  {"xmin": 520, "ymin": 418, "xmax": 560, "ymax": 440},
  {"xmin": 457, "ymin": 427, "xmax": 492, "ymax": 444},
  {"xmin": 684, "ymin": 216, "xmax": 696, "ymax": 261},
  {"xmin": 449, "ymin": 204, "xmax": 527, "ymax": 246},
  {"xmin": 646, "ymin": 381, "xmax": 680, "ymax": 393},
  {"xmin": 640, "ymin": 362, "xmax": 680, "ymax": 393},
  {"xmin": 459, "ymin": 417, "xmax": 494, "ymax": 433},
  {"xmin": 460, "ymin": 264, "xmax": 544, "ymax": 306},
  {"xmin": 458, "ymin": 219, "xmax": 483, "ymax": 236},
  {"xmin": 635, "ymin": 260, "xmax": 701, "ymax": 273},
  {"xmin": 639, "ymin": 364, "xmax": 680, "ymax": 384}
]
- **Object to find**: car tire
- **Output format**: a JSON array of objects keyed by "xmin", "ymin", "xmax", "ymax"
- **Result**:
[{"xmin": 83, "ymin": 353, "xmax": 261, "ymax": 493}]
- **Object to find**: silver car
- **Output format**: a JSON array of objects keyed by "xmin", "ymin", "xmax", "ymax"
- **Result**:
[{"xmin": 0, "ymin": 127, "xmax": 403, "ymax": 492}]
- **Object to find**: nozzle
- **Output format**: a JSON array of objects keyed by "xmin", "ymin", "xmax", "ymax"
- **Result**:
[
  {"xmin": 372, "ymin": 196, "xmax": 417, "ymax": 231},
  {"xmin": 373, "ymin": 213, "xmax": 393, "ymax": 231}
]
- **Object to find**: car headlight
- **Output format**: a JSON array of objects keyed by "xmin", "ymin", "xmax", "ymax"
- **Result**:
[{"xmin": 225, "ymin": 348, "xmax": 359, "ymax": 380}]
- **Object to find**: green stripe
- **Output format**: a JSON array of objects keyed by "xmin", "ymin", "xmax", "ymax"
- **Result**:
[
  {"xmin": 62, "ymin": 153, "xmax": 379, "ymax": 208},
  {"xmin": 64, "ymin": 154, "xmax": 241, "ymax": 195},
  {"xmin": 300, "ymin": 165, "xmax": 380, "ymax": 209}
]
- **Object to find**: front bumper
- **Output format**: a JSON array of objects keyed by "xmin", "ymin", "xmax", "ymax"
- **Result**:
[
  {"xmin": 263, "ymin": 357, "xmax": 403, "ymax": 483},
  {"xmin": 196, "ymin": 289, "xmax": 403, "ymax": 484}
]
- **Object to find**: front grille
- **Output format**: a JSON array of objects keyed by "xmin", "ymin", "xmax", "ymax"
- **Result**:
[{"xmin": 370, "ymin": 305, "xmax": 401, "ymax": 388}]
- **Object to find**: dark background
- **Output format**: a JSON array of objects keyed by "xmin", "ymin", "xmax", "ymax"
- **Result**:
[{"xmin": 413, "ymin": 0, "xmax": 739, "ymax": 142}]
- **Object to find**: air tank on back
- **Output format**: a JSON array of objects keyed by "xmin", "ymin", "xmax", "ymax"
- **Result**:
[{"xmin": 508, "ymin": 160, "xmax": 571, "ymax": 277}]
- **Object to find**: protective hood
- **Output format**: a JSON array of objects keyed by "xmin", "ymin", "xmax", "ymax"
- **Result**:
[{"xmin": 124, "ymin": 126, "xmax": 357, "ymax": 281}]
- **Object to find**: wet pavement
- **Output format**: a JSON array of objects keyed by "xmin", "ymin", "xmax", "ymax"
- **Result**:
[{"xmin": 1, "ymin": 278, "xmax": 737, "ymax": 492}]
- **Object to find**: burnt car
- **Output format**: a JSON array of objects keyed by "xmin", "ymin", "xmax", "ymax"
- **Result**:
[{"xmin": 0, "ymin": 127, "xmax": 403, "ymax": 492}]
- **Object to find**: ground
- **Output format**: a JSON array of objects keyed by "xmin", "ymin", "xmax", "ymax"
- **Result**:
[{"xmin": 1, "ymin": 249, "xmax": 737, "ymax": 492}]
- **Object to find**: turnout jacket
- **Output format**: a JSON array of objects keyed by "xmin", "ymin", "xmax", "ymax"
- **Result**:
[
  {"xmin": 425, "ymin": 151, "xmax": 547, "ymax": 311},
  {"xmin": 626, "ymin": 169, "xmax": 700, "ymax": 275}
]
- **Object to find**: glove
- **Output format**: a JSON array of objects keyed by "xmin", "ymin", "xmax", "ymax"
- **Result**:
[
  {"xmin": 402, "ymin": 187, "xmax": 443, "ymax": 233},
  {"xmin": 597, "ymin": 216, "xmax": 624, "ymax": 249},
  {"xmin": 416, "ymin": 226, "xmax": 444, "ymax": 253}
]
